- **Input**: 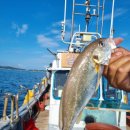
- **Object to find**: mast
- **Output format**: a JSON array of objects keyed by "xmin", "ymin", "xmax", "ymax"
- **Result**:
[
  {"xmin": 100, "ymin": 0, "xmax": 105, "ymax": 36},
  {"xmin": 61, "ymin": 0, "xmax": 67, "ymax": 40},
  {"xmin": 96, "ymin": 0, "xmax": 100, "ymax": 33},
  {"xmin": 110, "ymin": 0, "xmax": 115, "ymax": 38},
  {"xmin": 70, "ymin": 0, "xmax": 75, "ymax": 40},
  {"xmin": 61, "ymin": 0, "xmax": 108, "ymax": 49}
]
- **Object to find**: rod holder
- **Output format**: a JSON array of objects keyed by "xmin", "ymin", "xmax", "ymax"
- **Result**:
[
  {"xmin": 15, "ymin": 94, "xmax": 19, "ymax": 119},
  {"xmin": 10, "ymin": 95, "xmax": 15, "ymax": 123},
  {"xmin": 2, "ymin": 96, "xmax": 8, "ymax": 121}
]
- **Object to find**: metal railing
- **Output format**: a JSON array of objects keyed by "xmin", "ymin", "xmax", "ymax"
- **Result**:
[
  {"xmin": 1, "ymin": 77, "xmax": 48, "ymax": 124},
  {"xmin": 2, "ymin": 93, "xmax": 18, "ymax": 123}
]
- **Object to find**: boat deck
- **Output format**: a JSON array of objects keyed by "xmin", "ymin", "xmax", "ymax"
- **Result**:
[
  {"xmin": 127, "ymin": 126, "xmax": 130, "ymax": 130},
  {"xmin": 35, "ymin": 92, "xmax": 50, "ymax": 130},
  {"xmin": 35, "ymin": 110, "xmax": 49, "ymax": 130}
]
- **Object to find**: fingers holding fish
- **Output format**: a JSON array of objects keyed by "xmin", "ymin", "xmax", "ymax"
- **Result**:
[
  {"xmin": 103, "ymin": 50, "xmax": 123, "ymax": 78},
  {"xmin": 107, "ymin": 55, "xmax": 130, "ymax": 88},
  {"xmin": 113, "ymin": 37, "xmax": 123, "ymax": 46},
  {"xmin": 103, "ymin": 47, "xmax": 130, "ymax": 91},
  {"xmin": 115, "ymin": 60, "xmax": 130, "ymax": 91},
  {"xmin": 103, "ymin": 47, "xmax": 130, "ymax": 78}
]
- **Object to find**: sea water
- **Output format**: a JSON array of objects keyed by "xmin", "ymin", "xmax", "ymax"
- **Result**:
[{"xmin": 0, "ymin": 69, "xmax": 45, "ymax": 117}]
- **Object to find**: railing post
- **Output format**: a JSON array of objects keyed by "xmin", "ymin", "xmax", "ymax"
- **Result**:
[
  {"xmin": 15, "ymin": 94, "xmax": 19, "ymax": 119},
  {"xmin": 10, "ymin": 95, "xmax": 15, "ymax": 123},
  {"xmin": 2, "ymin": 96, "xmax": 8, "ymax": 121},
  {"xmin": 27, "ymin": 89, "xmax": 29, "ymax": 107}
]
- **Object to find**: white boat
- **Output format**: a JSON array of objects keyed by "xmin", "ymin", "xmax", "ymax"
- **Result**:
[
  {"xmin": 48, "ymin": 0, "xmax": 130, "ymax": 130},
  {"xmin": 0, "ymin": 0, "xmax": 130, "ymax": 130}
]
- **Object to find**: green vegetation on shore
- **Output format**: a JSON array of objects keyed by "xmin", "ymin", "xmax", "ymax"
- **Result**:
[
  {"xmin": 0, "ymin": 66, "xmax": 25, "ymax": 70},
  {"xmin": 0, "ymin": 66, "xmax": 45, "ymax": 72}
]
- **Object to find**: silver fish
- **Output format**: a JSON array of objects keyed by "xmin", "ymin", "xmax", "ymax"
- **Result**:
[{"xmin": 59, "ymin": 38, "xmax": 116, "ymax": 130}]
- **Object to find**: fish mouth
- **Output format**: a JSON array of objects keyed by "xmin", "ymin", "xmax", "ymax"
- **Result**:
[
  {"xmin": 93, "ymin": 54, "xmax": 110, "ymax": 65},
  {"xmin": 93, "ymin": 55, "xmax": 100, "ymax": 64}
]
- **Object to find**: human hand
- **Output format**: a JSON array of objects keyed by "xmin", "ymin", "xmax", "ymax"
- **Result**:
[{"xmin": 103, "ymin": 38, "xmax": 130, "ymax": 92}]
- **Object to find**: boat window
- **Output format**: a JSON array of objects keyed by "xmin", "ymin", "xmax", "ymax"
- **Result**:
[
  {"xmin": 53, "ymin": 70, "xmax": 100, "ymax": 100},
  {"xmin": 103, "ymin": 77, "xmax": 122, "ymax": 101},
  {"xmin": 52, "ymin": 72, "xmax": 122, "ymax": 101},
  {"xmin": 53, "ymin": 70, "xmax": 69, "ymax": 99}
]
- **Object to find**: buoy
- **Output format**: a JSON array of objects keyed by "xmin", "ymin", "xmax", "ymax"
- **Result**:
[
  {"xmin": 23, "ymin": 90, "xmax": 34, "ymax": 105},
  {"xmin": 85, "ymin": 122, "xmax": 121, "ymax": 130}
]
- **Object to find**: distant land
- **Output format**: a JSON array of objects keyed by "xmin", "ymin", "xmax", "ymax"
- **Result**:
[
  {"xmin": 0, "ymin": 66, "xmax": 25, "ymax": 70},
  {"xmin": 0, "ymin": 66, "xmax": 44, "ymax": 71}
]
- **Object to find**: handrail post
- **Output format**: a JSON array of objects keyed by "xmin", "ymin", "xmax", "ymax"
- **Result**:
[
  {"xmin": 2, "ymin": 96, "xmax": 8, "ymax": 121},
  {"xmin": 15, "ymin": 94, "xmax": 19, "ymax": 119},
  {"xmin": 10, "ymin": 95, "xmax": 15, "ymax": 123},
  {"xmin": 37, "ymin": 83, "xmax": 42, "ymax": 94}
]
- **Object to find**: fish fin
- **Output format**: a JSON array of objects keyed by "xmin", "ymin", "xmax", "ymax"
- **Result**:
[
  {"xmin": 95, "ymin": 65, "xmax": 103, "ymax": 91},
  {"xmin": 95, "ymin": 75, "xmax": 100, "ymax": 91},
  {"xmin": 76, "ymin": 111, "xmax": 82, "ymax": 124},
  {"xmin": 95, "ymin": 63, "xmax": 100, "ymax": 73}
]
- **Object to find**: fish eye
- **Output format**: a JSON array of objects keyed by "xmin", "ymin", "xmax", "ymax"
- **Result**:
[
  {"xmin": 98, "ymin": 41, "xmax": 105, "ymax": 47},
  {"xmin": 93, "ymin": 55, "xmax": 99, "ymax": 61}
]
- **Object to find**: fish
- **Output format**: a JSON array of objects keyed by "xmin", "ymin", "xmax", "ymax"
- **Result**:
[{"xmin": 59, "ymin": 38, "xmax": 116, "ymax": 130}]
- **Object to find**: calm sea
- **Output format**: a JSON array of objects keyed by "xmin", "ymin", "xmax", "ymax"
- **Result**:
[{"xmin": 0, "ymin": 69, "xmax": 45, "ymax": 117}]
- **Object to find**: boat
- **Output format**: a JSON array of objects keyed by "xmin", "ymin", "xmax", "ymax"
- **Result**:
[{"xmin": 0, "ymin": 0, "xmax": 130, "ymax": 130}]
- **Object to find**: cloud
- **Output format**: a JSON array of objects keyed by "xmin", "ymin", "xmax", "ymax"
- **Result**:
[
  {"xmin": 23, "ymin": 54, "xmax": 54, "ymax": 69},
  {"xmin": 52, "ymin": 19, "xmax": 72, "ymax": 28},
  {"xmin": 51, "ymin": 29, "xmax": 59, "ymax": 34},
  {"xmin": 103, "ymin": 8, "xmax": 128, "ymax": 21},
  {"xmin": 52, "ymin": 21, "xmax": 61, "ymax": 27},
  {"xmin": 36, "ymin": 19, "xmax": 75, "ymax": 49},
  {"xmin": 36, "ymin": 34, "xmax": 59, "ymax": 48},
  {"xmin": 51, "ymin": 19, "xmax": 79, "ymax": 41},
  {"xmin": 120, "ymin": 33, "xmax": 128, "ymax": 37},
  {"xmin": 17, "ymin": 64, "xmax": 24, "ymax": 69},
  {"xmin": 114, "ymin": 8, "xmax": 128, "ymax": 17},
  {"xmin": 12, "ymin": 23, "xmax": 28, "ymax": 37}
]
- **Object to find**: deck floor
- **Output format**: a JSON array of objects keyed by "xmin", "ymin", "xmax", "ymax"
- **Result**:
[
  {"xmin": 127, "ymin": 126, "xmax": 130, "ymax": 130},
  {"xmin": 35, "ymin": 110, "xmax": 49, "ymax": 130}
]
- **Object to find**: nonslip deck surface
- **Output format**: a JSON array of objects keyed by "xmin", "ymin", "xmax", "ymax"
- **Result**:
[{"xmin": 35, "ymin": 110, "xmax": 49, "ymax": 130}]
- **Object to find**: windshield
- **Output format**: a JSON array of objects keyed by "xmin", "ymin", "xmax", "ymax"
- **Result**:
[
  {"xmin": 52, "ymin": 70, "xmax": 100, "ymax": 100},
  {"xmin": 52, "ymin": 71, "xmax": 121, "ymax": 101},
  {"xmin": 103, "ymin": 77, "xmax": 122, "ymax": 101},
  {"xmin": 53, "ymin": 70, "xmax": 69, "ymax": 99}
]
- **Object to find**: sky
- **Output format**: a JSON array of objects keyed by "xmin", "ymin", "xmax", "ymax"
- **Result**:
[{"xmin": 0, "ymin": 0, "xmax": 130, "ymax": 69}]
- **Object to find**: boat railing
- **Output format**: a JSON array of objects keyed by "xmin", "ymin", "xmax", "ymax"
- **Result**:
[
  {"xmin": 68, "ymin": 31, "xmax": 101, "ymax": 52},
  {"xmin": 61, "ymin": 0, "xmax": 105, "ymax": 45},
  {"xmin": 0, "ymin": 76, "xmax": 48, "ymax": 127},
  {"xmin": 2, "ymin": 93, "xmax": 18, "ymax": 123},
  {"xmin": 71, "ymin": 32, "xmax": 101, "ymax": 44}
]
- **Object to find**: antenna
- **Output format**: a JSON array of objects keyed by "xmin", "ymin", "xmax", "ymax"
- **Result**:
[
  {"xmin": 71, "ymin": 0, "xmax": 75, "ymax": 40},
  {"xmin": 101, "ymin": 0, "xmax": 105, "ymax": 37},
  {"xmin": 61, "ymin": 0, "xmax": 104, "ymax": 47},
  {"xmin": 110, "ymin": 0, "xmax": 115, "ymax": 38},
  {"xmin": 61, "ymin": 0, "xmax": 67, "ymax": 40},
  {"xmin": 47, "ymin": 48, "xmax": 57, "ymax": 57},
  {"xmin": 63, "ymin": 0, "xmax": 67, "ymax": 34}
]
